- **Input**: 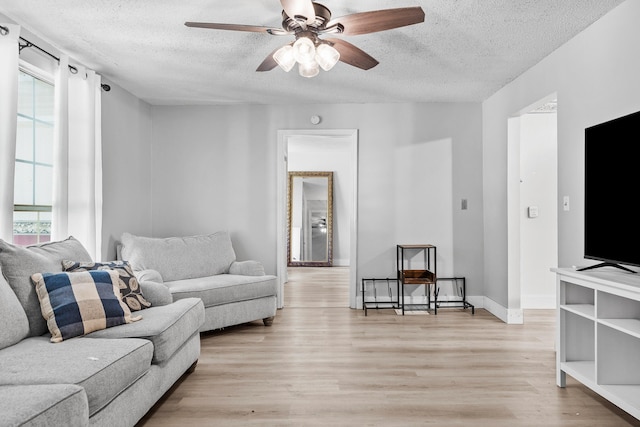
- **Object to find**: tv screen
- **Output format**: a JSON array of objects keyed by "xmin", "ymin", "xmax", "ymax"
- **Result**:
[{"xmin": 583, "ymin": 110, "xmax": 640, "ymax": 272}]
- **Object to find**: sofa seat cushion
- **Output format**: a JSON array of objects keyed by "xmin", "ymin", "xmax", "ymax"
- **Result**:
[
  {"xmin": 0, "ymin": 384, "xmax": 88, "ymax": 427},
  {"xmin": 0, "ymin": 336, "xmax": 152, "ymax": 417},
  {"xmin": 86, "ymin": 298, "xmax": 204, "ymax": 363},
  {"xmin": 165, "ymin": 274, "xmax": 278, "ymax": 307}
]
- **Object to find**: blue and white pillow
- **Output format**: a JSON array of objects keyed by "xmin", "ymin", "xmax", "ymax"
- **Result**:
[
  {"xmin": 62, "ymin": 260, "xmax": 151, "ymax": 311},
  {"xmin": 30, "ymin": 270, "xmax": 142, "ymax": 343}
]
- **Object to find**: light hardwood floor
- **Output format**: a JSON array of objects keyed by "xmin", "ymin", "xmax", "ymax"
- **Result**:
[{"xmin": 137, "ymin": 267, "xmax": 640, "ymax": 426}]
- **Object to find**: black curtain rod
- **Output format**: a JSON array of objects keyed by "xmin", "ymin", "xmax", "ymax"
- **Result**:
[{"xmin": 0, "ymin": 24, "xmax": 110, "ymax": 92}]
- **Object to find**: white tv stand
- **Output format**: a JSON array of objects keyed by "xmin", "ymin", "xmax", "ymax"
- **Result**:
[{"xmin": 554, "ymin": 267, "xmax": 640, "ymax": 420}]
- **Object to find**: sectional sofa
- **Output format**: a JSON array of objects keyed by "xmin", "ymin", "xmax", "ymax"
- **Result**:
[
  {"xmin": 0, "ymin": 236, "xmax": 204, "ymax": 426},
  {"xmin": 0, "ymin": 231, "xmax": 277, "ymax": 426}
]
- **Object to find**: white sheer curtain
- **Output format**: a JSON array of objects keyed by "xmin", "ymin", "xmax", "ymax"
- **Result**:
[
  {"xmin": 0, "ymin": 24, "xmax": 20, "ymax": 241},
  {"xmin": 52, "ymin": 55, "xmax": 103, "ymax": 260}
]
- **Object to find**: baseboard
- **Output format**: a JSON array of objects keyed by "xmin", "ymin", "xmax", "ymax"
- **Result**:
[
  {"xmin": 482, "ymin": 296, "xmax": 523, "ymax": 324},
  {"xmin": 358, "ymin": 293, "xmax": 524, "ymax": 324}
]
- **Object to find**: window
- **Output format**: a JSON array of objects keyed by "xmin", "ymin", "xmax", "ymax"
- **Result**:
[{"xmin": 13, "ymin": 70, "xmax": 54, "ymax": 245}]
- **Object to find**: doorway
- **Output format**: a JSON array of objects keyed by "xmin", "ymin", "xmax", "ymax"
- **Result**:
[
  {"xmin": 276, "ymin": 129, "xmax": 358, "ymax": 309},
  {"xmin": 507, "ymin": 95, "xmax": 558, "ymax": 321},
  {"xmin": 285, "ymin": 267, "xmax": 350, "ymax": 308}
]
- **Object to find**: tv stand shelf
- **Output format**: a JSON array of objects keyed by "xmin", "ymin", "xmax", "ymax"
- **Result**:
[{"xmin": 554, "ymin": 268, "xmax": 640, "ymax": 420}]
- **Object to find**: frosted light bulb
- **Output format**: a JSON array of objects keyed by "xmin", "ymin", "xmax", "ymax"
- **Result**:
[
  {"xmin": 315, "ymin": 44, "xmax": 340, "ymax": 71},
  {"xmin": 298, "ymin": 60, "xmax": 319, "ymax": 78},
  {"xmin": 292, "ymin": 37, "xmax": 316, "ymax": 64},
  {"xmin": 273, "ymin": 45, "xmax": 295, "ymax": 72}
]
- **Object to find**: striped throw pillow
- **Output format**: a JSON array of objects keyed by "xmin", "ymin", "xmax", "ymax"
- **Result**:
[{"xmin": 30, "ymin": 270, "xmax": 142, "ymax": 343}]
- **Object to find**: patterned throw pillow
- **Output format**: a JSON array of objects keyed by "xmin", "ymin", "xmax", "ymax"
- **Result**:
[
  {"xmin": 62, "ymin": 260, "xmax": 151, "ymax": 311},
  {"xmin": 30, "ymin": 270, "xmax": 142, "ymax": 343}
]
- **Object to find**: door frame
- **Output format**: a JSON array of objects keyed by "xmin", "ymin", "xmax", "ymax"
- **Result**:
[
  {"xmin": 276, "ymin": 129, "xmax": 359, "ymax": 308},
  {"xmin": 507, "ymin": 93, "xmax": 558, "ymax": 321}
]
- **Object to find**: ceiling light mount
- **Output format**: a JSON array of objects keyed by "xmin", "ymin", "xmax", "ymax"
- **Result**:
[{"xmin": 281, "ymin": 2, "xmax": 332, "ymax": 33}]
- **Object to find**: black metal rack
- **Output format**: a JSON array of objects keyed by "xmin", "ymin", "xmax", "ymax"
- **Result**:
[
  {"xmin": 362, "ymin": 245, "xmax": 474, "ymax": 317},
  {"xmin": 361, "ymin": 278, "xmax": 399, "ymax": 316},
  {"xmin": 434, "ymin": 277, "xmax": 475, "ymax": 314}
]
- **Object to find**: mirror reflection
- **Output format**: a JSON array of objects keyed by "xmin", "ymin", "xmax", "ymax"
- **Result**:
[{"xmin": 287, "ymin": 171, "xmax": 333, "ymax": 266}]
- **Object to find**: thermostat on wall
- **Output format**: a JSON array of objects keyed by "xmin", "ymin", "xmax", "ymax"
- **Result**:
[{"xmin": 527, "ymin": 206, "xmax": 539, "ymax": 218}]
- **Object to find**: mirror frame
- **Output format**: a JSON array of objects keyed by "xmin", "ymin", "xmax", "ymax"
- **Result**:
[{"xmin": 287, "ymin": 171, "xmax": 333, "ymax": 267}]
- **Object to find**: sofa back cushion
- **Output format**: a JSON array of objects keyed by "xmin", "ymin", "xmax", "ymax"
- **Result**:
[
  {"xmin": 120, "ymin": 232, "xmax": 237, "ymax": 282},
  {"xmin": 0, "ymin": 237, "xmax": 93, "ymax": 337},
  {"xmin": 0, "ymin": 266, "xmax": 29, "ymax": 349}
]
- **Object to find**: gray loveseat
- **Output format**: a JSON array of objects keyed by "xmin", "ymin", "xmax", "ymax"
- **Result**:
[
  {"xmin": 119, "ymin": 231, "xmax": 278, "ymax": 332},
  {"xmin": 0, "ymin": 237, "xmax": 205, "ymax": 427}
]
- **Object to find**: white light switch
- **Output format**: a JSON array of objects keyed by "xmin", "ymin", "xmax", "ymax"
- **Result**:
[{"xmin": 563, "ymin": 196, "xmax": 570, "ymax": 211}]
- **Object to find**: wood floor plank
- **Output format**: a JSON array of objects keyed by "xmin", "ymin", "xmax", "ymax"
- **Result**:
[{"xmin": 136, "ymin": 267, "xmax": 640, "ymax": 426}]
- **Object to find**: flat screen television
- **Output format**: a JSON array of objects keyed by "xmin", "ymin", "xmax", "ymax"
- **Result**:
[{"xmin": 581, "ymin": 110, "xmax": 640, "ymax": 273}]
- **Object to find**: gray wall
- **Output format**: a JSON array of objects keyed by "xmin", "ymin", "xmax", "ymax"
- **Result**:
[
  {"xmin": 482, "ymin": 0, "xmax": 640, "ymax": 310},
  {"xmin": 147, "ymin": 103, "xmax": 484, "ymax": 296},
  {"xmin": 100, "ymin": 79, "xmax": 153, "ymax": 260}
]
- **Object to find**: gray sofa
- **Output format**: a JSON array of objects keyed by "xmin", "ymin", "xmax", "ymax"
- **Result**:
[
  {"xmin": 119, "ymin": 231, "xmax": 278, "ymax": 332},
  {"xmin": 0, "ymin": 237, "xmax": 205, "ymax": 427}
]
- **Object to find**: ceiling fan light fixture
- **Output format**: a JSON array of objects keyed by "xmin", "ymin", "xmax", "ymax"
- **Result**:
[
  {"xmin": 186, "ymin": 4, "xmax": 426, "ymax": 76},
  {"xmin": 315, "ymin": 43, "xmax": 340, "ymax": 71},
  {"xmin": 292, "ymin": 37, "xmax": 316, "ymax": 64},
  {"xmin": 273, "ymin": 45, "xmax": 296, "ymax": 72},
  {"xmin": 298, "ymin": 60, "xmax": 319, "ymax": 78}
]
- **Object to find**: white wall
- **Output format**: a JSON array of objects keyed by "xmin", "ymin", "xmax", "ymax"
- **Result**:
[
  {"xmin": 100, "ymin": 79, "xmax": 153, "ymax": 259},
  {"xmin": 288, "ymin": 136, "xmax": 353, "ymax": 266},
  {"xmin": 149, "ymin": 103, "xmax": 484, "ymax": 299},
  {"xmin": 482, "ymin": 0, "xmax": 640, "ymax": 316}
]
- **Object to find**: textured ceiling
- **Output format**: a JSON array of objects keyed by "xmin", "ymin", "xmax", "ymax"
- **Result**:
[{"xmin": 0, "ymin": 0, "xmax": 626, "ymax": 105}]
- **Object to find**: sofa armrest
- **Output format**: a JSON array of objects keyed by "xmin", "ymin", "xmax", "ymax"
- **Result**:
[
  {"xmin": 139, "ymin": 280, "xmax": 173, "ymax": 306},
  {"xmin": 135, "ymin": 269, "xmax": 164, "ymax": 284},
  {"xmin": 229, "ymin": 260, "xmax": 265, "ymax": 276},
  {"xmin": 133, "ymin": 269, "xmax": 171, "ymax": 306}
]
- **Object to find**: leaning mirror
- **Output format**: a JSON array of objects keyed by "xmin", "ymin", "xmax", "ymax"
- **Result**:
[{"xmin": 287, "ymin": 171, "xmax": 333, "ymax": 267}]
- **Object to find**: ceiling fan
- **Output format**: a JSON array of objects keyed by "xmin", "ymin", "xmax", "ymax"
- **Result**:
[{"xmin": 185, "ymin": 0, "xmax": 425, "ymax": 78}]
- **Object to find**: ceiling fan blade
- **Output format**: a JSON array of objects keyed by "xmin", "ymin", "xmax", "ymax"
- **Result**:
[
  {"xmin": 329, "ymin": 7, "xmax": 425, "ymax": 36},
  {"xmin": 185, "ymin": 22, "xmax": 288, "ymax": 35},
  {"xmin": 325, "ymin": 38, "xmax": 379, "ymax": 70},
  {"xmin": 280, "ymin": 0, "xmax": 316, "ymax": 24},
  {"xmin": 256, "ymin": 47, "xmax": 281, "ymax": 72}
]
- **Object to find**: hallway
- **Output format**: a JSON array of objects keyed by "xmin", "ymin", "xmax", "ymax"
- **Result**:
[{"xmin": 285, "ymin": 266, "xmax": 350, "ymax": 308}]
